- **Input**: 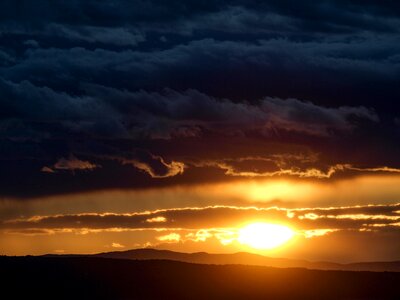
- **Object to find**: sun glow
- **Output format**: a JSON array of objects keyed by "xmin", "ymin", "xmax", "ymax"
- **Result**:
[{"xmin": 238, "ymin": 223, "xmax": 294, "ymax": 250}]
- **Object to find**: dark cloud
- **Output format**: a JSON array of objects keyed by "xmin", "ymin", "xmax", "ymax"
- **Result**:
[
  {"xmin": 0, "ymin": 78, "xmax": 378, "ymax": 141},
  {"xmin": 2, "ymin": 1, "xmax": 400, "ymax": 31},
  {"xmin": 0, "ymin": 76, "xmax": 387, "ymax": 196},
  {"xmin": 41, "ymin": 24, "xmax": 145, "ymax": 46},
  {"xmin": 0, "ymin": 1, "xmax": 400, "ymax": 197},
  {"xmin": 3, "ymin": 37, "xmax": 400, "ymax": 105}
]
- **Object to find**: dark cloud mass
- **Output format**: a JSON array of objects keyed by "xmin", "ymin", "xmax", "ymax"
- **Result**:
[{"xmin": 1, "ymin": 0, "xmax": 400, "ymax": 197}]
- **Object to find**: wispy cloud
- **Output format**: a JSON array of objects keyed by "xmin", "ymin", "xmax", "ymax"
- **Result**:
[
  {"xmin": 111, "ymin": 242, "xmax": 125, "ymax": 248},
  {"xmin": 41, "ymin": 155, "xmax": 99, "ymax": 173}
]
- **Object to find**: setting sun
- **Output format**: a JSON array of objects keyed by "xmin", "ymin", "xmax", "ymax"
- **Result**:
[{"xmin": 238, "ymin": 223, "xmax": 295, "ymax": 250}]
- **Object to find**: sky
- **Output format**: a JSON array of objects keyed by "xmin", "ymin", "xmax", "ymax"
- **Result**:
[{"xmin": 1, "ymin": 0, "xmax": 400, "ymax": 262}]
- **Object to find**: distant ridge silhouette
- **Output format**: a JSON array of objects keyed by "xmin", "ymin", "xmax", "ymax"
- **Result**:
[{"xmin": 44, "ymin": 248, "xmax": 400, "ymax": 272}]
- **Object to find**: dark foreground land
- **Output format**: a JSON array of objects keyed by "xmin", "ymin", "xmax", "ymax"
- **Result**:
[{"xmin": 1, "ymin": 256, "xmax": 399, "ymax": 300}]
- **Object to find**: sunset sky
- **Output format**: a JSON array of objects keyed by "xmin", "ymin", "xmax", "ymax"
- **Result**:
[{"xmin": 1, "ymin": 0, "xmax": 400, "ymax": 263}]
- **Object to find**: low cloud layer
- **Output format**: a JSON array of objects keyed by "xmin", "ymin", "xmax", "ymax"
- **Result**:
[{"xmin": 3, "ymin": 203, "xmax": 399, "ymax": 233}]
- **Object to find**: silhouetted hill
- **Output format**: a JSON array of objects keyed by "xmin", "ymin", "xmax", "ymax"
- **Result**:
[
  {"xmin": 1, "ymin": 256, "xmax": 399, "ymax": 299},
  {"xmin": 91, "ymin": 248, "xmax": 400, "ymax": 272}
]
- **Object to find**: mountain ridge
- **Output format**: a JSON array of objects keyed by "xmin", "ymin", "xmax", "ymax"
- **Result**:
[{"xmin": 41, "ymin": 248, "xmax": 400, "ymax": 272}]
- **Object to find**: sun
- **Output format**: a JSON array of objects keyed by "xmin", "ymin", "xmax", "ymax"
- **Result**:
[{"xmin": 238, "ymin": 223, "xmax": 295, "ymax": 250}]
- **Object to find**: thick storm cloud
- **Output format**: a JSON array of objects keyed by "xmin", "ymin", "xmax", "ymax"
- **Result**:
[{"xmin": 1, "ymin": 0, "xmax": 400, "ymax": 197}]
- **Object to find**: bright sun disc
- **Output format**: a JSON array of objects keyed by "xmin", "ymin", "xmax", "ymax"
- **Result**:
[{"xmin": 238, "ymin": 223, "xmax": 294, "ymax": 250}]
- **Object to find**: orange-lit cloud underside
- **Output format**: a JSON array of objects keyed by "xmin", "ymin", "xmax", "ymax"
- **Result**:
[
  {"xmin": 1, "ymin": 175, "xmax": 400, "ymax": 261},
  {"xmin": 3, "ymin": 203, "xmax": 399, "ymax": 235}
]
